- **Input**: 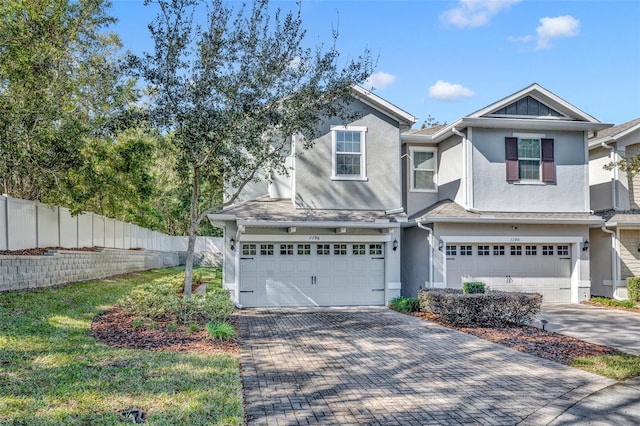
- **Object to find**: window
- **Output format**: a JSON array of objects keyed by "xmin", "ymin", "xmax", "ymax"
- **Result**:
[
  {"xmin": 505, "ymin": 136, "xmax": 554, "ymax": 183},
  {"xmin": 557, "ymin": 245, "xmax": 569, "ymax": 256},
  {"xmin": 478, "ymin": 245, "xmax": 490, "ymax": 256},
  {"xmin": 510, "ymin": 245, "xmax": 522, "ymax": 256},
  {"xmin": 410, "ymin": 147, "xmax": 437, "ymax": 191},
  {"xmin": 493, "ymin": 245, "xmax": 505, "ymax": 256},
  {"xmin": 332, "ymin": 126, "xmax": 367, "ymax": 180},
  {"xmin": 317, "ymin": 244, "xmax": 330, "ymax": 255},
  {"xmin": 460, "ymin": 245, "xmax": 472, "ymax": 256},
  {"xmin": 242, "ymin": 244, "xmax": 256, "ymax": 256},
  {"xmin": 280, "ymin": 244, "xmax": 294, "ymax": 255},
  {"xmin": 525, "ymin": 245, "xmax": 537, "ymax": 256},
  {"xmin": 333, "ymin": 244, "xmax": 347, "ymax": 255},
  {"xmin": 369, "ymin": 244, "xmax": 383, "ymax": 255},
  {"xmin": 297, "ymin": 244, "xmax": 311, "ymax": 255},
  {"xmin": 542, "ymin": 245, "xmax": 554, "ymax": 256},
  {"xmin": 446, "ymin": 245, "xmax": 457, "ymax": 256},
  {"xmin": 260, "ymin": 244, "xmax": 274, "ymax": 256},
  {"xmin": 352, "ymin": 244, "xmax": 366, "ymax": 255}
]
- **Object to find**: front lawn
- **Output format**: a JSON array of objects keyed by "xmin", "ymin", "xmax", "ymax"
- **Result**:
[{"xmin": 0, "ymin": 267, "xmax": 243, "ymax": 425}]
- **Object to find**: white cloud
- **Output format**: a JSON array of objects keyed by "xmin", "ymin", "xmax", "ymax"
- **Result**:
[
  {"xmin": 440, "ymin": 0, "xmax": 521, "ymax": 28},
  {"xmin": 363, "ymin": 72, "xmax": 397, "ymax": 90},
  {"xmin": 507, "ymin": 34, "xmax": 532, "ymax": 43},
  {"xmin": 428, "ymin": 80, "xmax": 475, "ymax": 101},
  {"xmin": 536, "ymin": 15, "xmax": 580, "ymax": 49}
]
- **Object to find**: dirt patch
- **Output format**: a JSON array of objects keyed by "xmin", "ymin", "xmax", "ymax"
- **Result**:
[
  {"xmin": 0, "ymin": 246, "xmax": 100, "ymax": 256},
  {"xmin": 412, "ymin": 312, "xmax": 624, "ymax": 365},
  {"xmin": 91, "ymin": 306, "xmax": 239, "ymax": 355}
]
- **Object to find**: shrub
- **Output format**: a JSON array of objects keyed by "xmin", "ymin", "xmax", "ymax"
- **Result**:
[
  {"xmin": 591, "ymin": 296, "xmax": 637, "ymax": 309},
  {"xmin": 120, "ymin": 281, "xmax": 181, "ymax": 320},
  {"xmin": 389, "ymin": 296, "xmax": 421, "ymax": 313},
  {"xmin": 206, "ymin": 321, "xmax": 237, "ymax": 341},
  {"xmin": 627, "ymin": 277, "xmax": 640, "ymax": 304},
  {"xmin": 463, "ymin": 282, "xmax": 485, "ymax": 294},
  {"xmin": 418, "ymin": 288, "xmax": 542, "ymax": 327}
]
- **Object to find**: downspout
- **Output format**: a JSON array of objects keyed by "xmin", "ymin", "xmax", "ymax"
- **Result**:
[
  {"xmin": 600, "ymin": 225, "xmax": 623, "ymax": 300},
  {"xmin": 452, "ymin": 127, "xmax": 479, "ymax": 212},
  {"xmin": 416, "ymin": 222, "xmax": 434, "ymax": 288},
  {"xmin": 601, "ymin": 142, "xmax": 620, "ymax": 211}
]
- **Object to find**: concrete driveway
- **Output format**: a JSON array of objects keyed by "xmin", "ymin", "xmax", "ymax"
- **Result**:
[
  {"xmin": 240, "ymin": 307, "xmax": 614, "ymax": 425},
  {"xmin": 537, "ymin": 304, "xmax": 640, "ymax": 355}
]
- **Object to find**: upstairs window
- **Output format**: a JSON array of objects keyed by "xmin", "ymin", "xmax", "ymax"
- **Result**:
[
  {"xmin": 410, "ymin": 147, "xmax": 437, "ymax": 192},
  {"xmin": 332, "ymin": 126, "xmax": 367, "ymax": 180},
  {"xmin": 506, "ymin": 136, "xmax": 554, "ymax": 183}
]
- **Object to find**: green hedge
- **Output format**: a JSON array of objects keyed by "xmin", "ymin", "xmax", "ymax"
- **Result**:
[
  {"xmin": 388, "ymin": 296, "xmax": 421, "ymax": 313},
  {"xmin": 418, "ymin": 288, "xmax": 542, "ymax": 327},
  {"xmin": 463, "ymin": 282, "xmax": 485, "ymax": 294},
  {"xmin": 627, "ymin": 277, "xmax": 640, "ymax": 303}
]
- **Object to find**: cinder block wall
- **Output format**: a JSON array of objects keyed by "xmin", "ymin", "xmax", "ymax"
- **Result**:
[{"xmin": 0, "ymin": 248, "xmax": 185, "ymax": 292}]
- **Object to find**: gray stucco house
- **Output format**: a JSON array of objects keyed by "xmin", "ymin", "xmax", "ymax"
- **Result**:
[
  {"xmin": 209, "ymin": 83, "xmax": 613, "ymax": 307},
  {"xmin": 588, "ymin": 118, "xmax": 640, "ymax": 300}
]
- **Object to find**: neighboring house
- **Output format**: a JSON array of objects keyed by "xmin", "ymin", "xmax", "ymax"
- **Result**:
[
  {"xmin": 588, "ymin": 118, "xmax": 640, "ymax": 300},
  {"xmin": 401, "ymin": 83, "xmax": 610, "ymax": 304},
  {"xmin": 209, "ymin": 83, "xmax": 613, "ymax": 307},
  {"xmin": 208, "ymin": 86, "xmax": 416, "ymax": 307}
]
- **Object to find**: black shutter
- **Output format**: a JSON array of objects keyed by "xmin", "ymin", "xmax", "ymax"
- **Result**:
[
  {"xmin": 505, "ymin": 137, "xmax": 518, "ymax": 182},
  {"xmin": 541, "ymin": 138, "xmax": 555, "ymax": 182}
]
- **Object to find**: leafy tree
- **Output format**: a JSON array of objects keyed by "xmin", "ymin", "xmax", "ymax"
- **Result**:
[
  {"xmin": 131, "ymin": 0, "xmax": 373, "ymax": 298},
  {"xmin": 420, "ymin": 114, "xmax": 446, "ymax": 129},
  {"xmin": 0, "ymin": 0, "xmax": 136, "ymax": 204},
  {"xmin": 605, "ymin": 156, "xmax": 640, "ymax": 178}
]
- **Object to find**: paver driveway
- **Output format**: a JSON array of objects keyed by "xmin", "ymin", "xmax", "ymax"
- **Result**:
[{"xmin": 240, "ymin": 307, "xmax": 614, "ymax": 425}]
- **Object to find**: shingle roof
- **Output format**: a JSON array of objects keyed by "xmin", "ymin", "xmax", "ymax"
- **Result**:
[
  {"xmin": 590, "ymin": 117, "xmax": 640, "ymax": 141},
  {"xmin": 596, "ymin": 209, "xmax": 640, "ymax": 224},
  {"xmin": 412, "ymin": 199, "xmax": 603, "ymax": 224},
  {"xmin": 403, "ymin": 125, "xmax": 446, "ymax": 136},
  {"xmin": 210, "ymin": 195, "xmax": 404, "ymax": 223}
]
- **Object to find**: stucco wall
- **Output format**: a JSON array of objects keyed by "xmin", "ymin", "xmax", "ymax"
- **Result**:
[
  {"xmin": 436, "ymin": 135, "xmax": 465, "ymax": 207},
  {"xmin": 589, "ymin": 146, "xmax": 614, "ymax": 211},
  {"xmin": 401, "ymin": 225, "xmax": 432, "ymax": 297},
  {"xmin": 403, "ymin": 143, "xmax": 440, "ymax": 217},
  {"xmin": 625, "ymin": 144, "xmax": 640, "ymax": 209},
  {"xmin": 0, "ymin": 249, "xmax": 184, "ymax": 292},
  {"xmin": 471, "ymin": 128, "xmax": 588, "ymax": 212},
  {"xmin": 294, "ymin": 100, "xmax": 402, "ymax": 210},
  {"xmin": 589, "ymin": 227, "xmax": 613, "ymax": 297}
]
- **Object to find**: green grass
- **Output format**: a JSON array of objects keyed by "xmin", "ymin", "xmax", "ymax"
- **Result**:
[
  {"xmin": 590, "ymin": 296, "xmax": 638, "ymax": 309},
  {"xmin": 572, "ymin": 354, "xmax": 640, "ymax": 381},
  {"xmin": 0, "ymin": 266, "xmax": 243, "ymax": 425}
]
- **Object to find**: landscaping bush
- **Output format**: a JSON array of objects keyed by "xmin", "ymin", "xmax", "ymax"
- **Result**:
[
  {"xmin": 590, "ymin": 296, "xmax": 637, "ymax": 309},
  {"xmin": 418, "ymin": 288, "xmax": 542, "ymax": 327},
  {"xmin": 206, "ymin": 321, "xmax": 237, "ymax": 341},
  {"xmin": 388, "ymin": 296, "xmax": 421, "ymax": 313},
  {"xmin": 463, "ymin": 282, "xmax": 485, "ymax": 294},
  {"xmin": 120, "ymin": 281, "xmax": 181, "ymax": 319},
  {"xmin": 627, "ymin": 277, "xmax": 640, "ymax": 304}
]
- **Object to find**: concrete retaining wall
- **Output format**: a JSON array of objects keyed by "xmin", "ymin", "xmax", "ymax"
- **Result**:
[{"xmin": 0, "ymin": 248, "xmax": 185, "ymax": 292}]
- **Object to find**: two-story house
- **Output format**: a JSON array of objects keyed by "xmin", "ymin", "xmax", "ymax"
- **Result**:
[
  {"xmin": 401, "ymin": 84, "xmax": 610, "ymax": 304},
  {"xmin": 209, "ymin": 83, "xmax": 612, "ymax": 307},
  {"xmin": 208, "ymin": 86, "xmax": 416, "ymax": 307},
  {"xmin": 588, "ymin": 118, "xmax": 640, "ymax": 300}
]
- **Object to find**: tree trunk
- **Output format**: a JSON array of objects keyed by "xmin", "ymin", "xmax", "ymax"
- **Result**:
[{"xmin": 183, "ymin": 167, "xmax": 200, "ymax": 300}]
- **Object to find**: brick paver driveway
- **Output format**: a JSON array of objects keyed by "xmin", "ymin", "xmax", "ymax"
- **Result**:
[{"xmin": 240, "ymin": 308, "xmax": 614, "ymax": 425}]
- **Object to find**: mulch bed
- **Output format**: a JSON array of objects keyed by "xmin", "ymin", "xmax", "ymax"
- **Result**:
[
  {"xmin": 91, "ymin": 306, "xmax": 239, "ymax": 355},
  {"xmin": 412, "ymin": 312, "xmax": 624, "ymax": 365},
  {"xmin": 0, "ymin": 246, "xmax": 100, "ymax": 256},
  {"xmin": 581, "ymin": 300, "xmax": 640, "ymax": 314}
]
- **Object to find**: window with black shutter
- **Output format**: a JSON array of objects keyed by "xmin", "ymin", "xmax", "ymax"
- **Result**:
[{"xmin": 505, "ymin": 137, "xmax": 555, "ymax": 183}]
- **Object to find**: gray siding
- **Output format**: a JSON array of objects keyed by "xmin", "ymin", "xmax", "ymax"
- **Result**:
[
  {"xmin": 471, "ymin": 128, "xmax": 588, "ymax": 212},
  {"xmin": 295, "ymin": 100, "xmax": 402, "ymax": 210}
]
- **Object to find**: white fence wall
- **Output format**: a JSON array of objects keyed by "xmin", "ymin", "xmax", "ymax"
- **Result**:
[{"xmin": 0, "ymin": 195, "xmax": 222, "ymax": 254}]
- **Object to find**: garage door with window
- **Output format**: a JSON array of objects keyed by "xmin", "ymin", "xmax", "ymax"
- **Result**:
[
  {"xmin": 445, "ymin": 243, "xmax": 572, "ymax": 302},
  {"xmin": 239, "ymin": 242, "xmax": 385, "ymax": 307}
]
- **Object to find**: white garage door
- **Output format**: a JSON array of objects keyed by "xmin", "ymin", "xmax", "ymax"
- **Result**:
[
  {"xmin": 445, "ymin": 243, "xmax": 572, "ymax": 303},
  {"xmin": 239, "ymin": 242, "xmax": 386, "ymax": 307}
]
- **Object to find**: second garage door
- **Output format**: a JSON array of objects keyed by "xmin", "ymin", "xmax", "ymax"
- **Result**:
[
  {"xmin": 445, "ymin": 243, "xmax": 572, "ymax": 303},
  {"xmin": 239, "ymin": 242, "xmax": 386, "ymax": 307}
]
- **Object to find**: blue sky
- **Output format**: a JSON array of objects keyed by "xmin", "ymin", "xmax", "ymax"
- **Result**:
[{"xmin": 110, "ymin": 0, "xmax": 640, "ymax": 128}]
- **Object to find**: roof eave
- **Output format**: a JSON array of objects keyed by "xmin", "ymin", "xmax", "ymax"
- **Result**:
[
  {"xmin": 415, "ymin": 216, "xmax": 604, "ymax": 225},
  {"xmin": 351, "ymin": 85, "xmax": 417, "ymax": 128},
  {"xmin": 459, "ymin": 117, "xmax": 612, "ymax": 132},
  {"xmin": 236, "ymin": 219, "xmax": 401, "ymax": 228}
]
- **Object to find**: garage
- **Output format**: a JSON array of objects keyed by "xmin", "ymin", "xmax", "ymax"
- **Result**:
[
  {"xmin": 445, "ymin": 243, "xmax": 572, "ymax": 302},
  {"xmin": 238, "ymin": 242, "xmax": 386, "ymax": 307}
]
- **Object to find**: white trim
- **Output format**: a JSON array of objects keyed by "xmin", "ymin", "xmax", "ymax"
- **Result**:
[
  {"xmin": 238, "ymin": 234, "xmax": 392, "ymax": 243},
  {"xmin": 513, "ymin": 132, "xmax": 546, "ymax": 138},
  {"xmin": 408, "ymin": 146, "xmax": 438, "ymax": 192},
  {"xmin": 419, "ymin": 217, "xmax": 602, "ymax": 225},
  {"xmin": 331, "ymin": 126, "xmax": 368, "ymax": 180},
  {"xmin": 441, "ymin": 236, "xmax": 583, "ymax": 244},
  {"xmin": 467, "ymin": 127, "xmax": 474, "ymax": 209},
  {"xmin": 237, "ymin": 219, "xmax": 400, "ymax": 228},
  {"xmin": 350, "ymin": 85, "xmax": 417, "ymax": 127},
  {"xmin": 584, "ymin": 131, "xmax": 590, "ymax": 213}
]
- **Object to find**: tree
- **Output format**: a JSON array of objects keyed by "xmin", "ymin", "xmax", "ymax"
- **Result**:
[
  {"xmin": 420, "ymin": 114, "xmax": 446, "ymax": 129},
  {"xmin": 0, "ymin": 0, "xmax": 136, "ymax": 204},
  {"xmin": 605, "ymin": 156, "xmax": 640, "ymax": 178},
  {"xmin": 130, "ymin": 0, "xmax": 373, "ymax": 298}
]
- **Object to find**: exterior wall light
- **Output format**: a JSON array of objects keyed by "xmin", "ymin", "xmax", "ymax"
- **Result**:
[
  {"xmin": 582, "ymin": 240, "xmax": 589, "ymax": 252},
  {"xmin": 393, "ymin": 238, "xmax": 399, "ymax": 251},
  {"xmin": 230, "ymin": 238, "xmax": 235, "ymax": 251},
  {"xmin": 438, "ymin": 239, "xmax": 444, "ymax": 251}
]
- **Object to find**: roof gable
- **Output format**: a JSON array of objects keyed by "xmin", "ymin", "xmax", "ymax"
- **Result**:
[
  {"xmin": 468, "ymin": 83, "xmax": 599, "ymax": 123},
  {"xmin": 350, "ymin": 85, "xmax": 416, "ymax": 130}
]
